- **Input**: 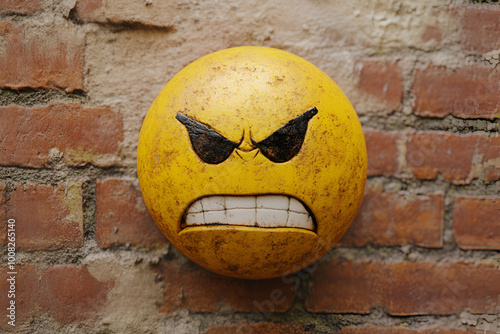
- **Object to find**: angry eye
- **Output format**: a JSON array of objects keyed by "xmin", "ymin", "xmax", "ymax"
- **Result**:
[
  {"xmin": 175, "ymin": 113, "xmax": 239, "ymax": 164},
  {"xmin": 177, "ymin": 107, "xmax": 318, "ymax": 164},
  {"xmin": 252, "ymin": 107, "xmax": 318, "ymax": 163}
]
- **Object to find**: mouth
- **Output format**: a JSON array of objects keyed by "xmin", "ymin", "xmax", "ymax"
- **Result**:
[{"xmin": 181, "ymin": 194, "xmax": 316, "ymax": 231}]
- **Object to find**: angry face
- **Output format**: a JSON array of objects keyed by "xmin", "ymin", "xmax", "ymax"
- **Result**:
[{"xmin": 137, "ymin": 46, "xmax": 367, "ymax": 279}]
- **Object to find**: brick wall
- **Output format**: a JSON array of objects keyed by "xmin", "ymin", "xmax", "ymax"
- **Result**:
[{"xmin": 0, "ymin": 1, "xmax": 499, "ymax": 333}]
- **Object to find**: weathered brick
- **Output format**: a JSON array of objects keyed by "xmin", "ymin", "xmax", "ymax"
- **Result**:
[
  {"xmin": 76, "ymin": 0, "xmax": 455, "ymax": 51},
  {"xmin": 0, "ymin": 265, "xmax": 113, "ymax": 329},
  {"xmin": 0, "ymin": 0, "xmax": 41, "ymax": 15},
  {"xmin": 74, "ymin": 0, "xmax": 174, "ymax": 27},
  {"xmin": 0, "ymin": 103, "xmax": 123, "ymax": 168},
  {"xmin": 459, "ymin": 5, "xmax": 500, "ymax": 53},
  {"xmin": 306, "ymin": 260, "xmax": 500, "ymax": 315},
  {"xmin": 39, "ymin": 265, "xmax": 114, "ymax": 323},
  {"xmin": 339, "ymin": 187, "xmax": 443, "ymax": 248},
  {"xmin": 306, "ymin": 259, "xmax": 374, "ymax": 314},
  {"xmin": 412, "ymin": 65, "xmax": 499, "ymax": 120},
  {"xmin": 364, "ymin": 130, "xmax": 401, "ymax": 177},
  {"xmin": 421, "ymin": 26, "xmax": 442, "ymax": 44},
  {"xmin": 206, "ymin": 322, "xmax": 312, "ymax": 334},
  {"xmin": 7, "ymin": 182, "xmax": 84, "ymax": 250},
  {"xmin": 356, "ymin": 60, "xmax": 403, "ymax": 112},
  {"xmin": 0, "ymin": 183, "xmax": 7, "ymax": 246},
  {"xmin": 453, "ymin": 196, "xmax": 500, "ymax": 250},
  {"xmin": 340, "ymin": 326, "xmax": 470, "ymax": 334},
  {"xmin": 405, "ymin": 132, "xmax": 499, "ymax": 184},
  {"xmin": 153, "ymin": 261, "xmax": 298, "ymax": 313},
  {"xmin": 0, "ymin": 21, "xmax": 84, "ymax": 92},
  {"xmin": 475, "ymin": 134, "xmax": 500, "ymax": 182},
  {"xmin": 96, "ymin": 178, "xmax": 166, "ymax": 249},
  {"xmin": 0, "ymin": 265, "xmax": 39, "ymax": 330}
]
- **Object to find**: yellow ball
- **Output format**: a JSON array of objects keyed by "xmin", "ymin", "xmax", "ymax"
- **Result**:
[{"xmin": 137, "ymin": 46, "xmax": 366, "ymax": 279}]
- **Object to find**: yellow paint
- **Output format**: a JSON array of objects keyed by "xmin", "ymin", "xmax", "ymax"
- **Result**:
[{"xmin": 137, "ymin": 46, "xmax": 367, "ymax": 279}]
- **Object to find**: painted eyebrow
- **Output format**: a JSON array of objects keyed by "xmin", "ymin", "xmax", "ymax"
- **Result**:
[
  {"xmin": 176, "ymin": 107, "xmax": 317, "ymax": 164},
  {"xmin": 176, "ymin": 113, "xmax": 239, "ymax": 164},
  {"xmin": 251, "ymin": 107, "xmax": 318, "ymax": 163}
]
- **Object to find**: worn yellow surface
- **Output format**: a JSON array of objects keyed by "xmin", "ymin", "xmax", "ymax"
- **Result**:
[{"xmin": 137, "ymin": 46, "xmax": 367, "ymax": 279}]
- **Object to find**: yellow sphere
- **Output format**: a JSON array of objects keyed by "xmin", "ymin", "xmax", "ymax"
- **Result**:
[{"xmin": 137, "ymin": 46, "xmax": 366, "ymax": 279}]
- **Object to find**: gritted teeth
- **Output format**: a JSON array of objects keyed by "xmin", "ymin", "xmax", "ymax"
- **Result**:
[{"xmin": 183, "ymin": 195, "xmax": 314, "ymax": 231}]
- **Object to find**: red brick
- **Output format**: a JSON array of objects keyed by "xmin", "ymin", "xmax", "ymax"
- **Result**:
[
  {"xmin": 406, "ymin": 132, "xmax": 499, "ymax": 184},
  {"xmin": 0, "ymin": 21, "xmax": 84, "ymax": 92},
  {"xmin": 206, "ymin": 322, "xmax": 312, "ymax": 334},
  {"xmin": 306, "ymin": 260, "xmax": 500, "ymax": 315},
  {"xmin": 0, "ymin": 183, "xmax": 7, "ymax": 246},
  {"xmin": 74, "ymin": 0, "xmax": 104, "ymax": 21},
  {"xmin": 96, "ymin": 178, "xmax": 166, "ymax": 248},
  {"xmin": 7, "ymin": 182, "xmax": 84, "ymax": 250},
  {"xmin": 476, "ymin": 135, "xmax": 500, "ymax": 182},
  {"xmin": 339, "ymin": 187, "xmax": 443, "ymax": 248},
  {"xmin": 74, "ymin": 0, "xmax": 174, "ymax": 28},
  {"xmin": 340, "ymin": 326, "xmax": 469, "ymax": 334},
  {"xmin": 421, "ymin": 26, "xmax": 443, "ymax": 43},
  {"xmin": 0, "ymin": 265, "xmax": 40, "ymax": 330},
  {"xmin": 366, "ymin": 130, "xmax": 499, "ymax": 184},
  {"xmin": 364, "ymin": 130, "xmax": 401, "ymax": 177},
  {"xmin": 39, "ymin": 265, "xmax": 114, "ymax": 323},
  {"xmin": 0, "ymin": 103, "xmax": 123, "ymax": 168},
  {"xmin": 357, "ymin": 60, "xmax": 403, "ymax": 112},
  {"xmin": 412, "ymin": 65, "xmax": 499, "ymax": 119},
  {"xmin": 0, "ymin": 265, "xmax": 113, "ymax": 328},
  {"xmin": 459, "ymin": 5, "xmax": 500, "ymax": 53},
  {"xmin": 306, "ymin": 259, "xmax": 374, "ymax": 314},
  {"xmin": 153, "ymin": 261, "xmax": 298, "ymax": 313},
  {"xmin": 0, "ymin": 0, "xmax": 41, "ymax": 14},
  {"xmin": 453, "ymin": 196, "xmax": 500, "ymax": 250}
]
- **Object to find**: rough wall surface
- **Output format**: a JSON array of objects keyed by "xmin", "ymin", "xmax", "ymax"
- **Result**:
[{"xmin": 0, "ymin": 0, "xmax": 499, "ymax": 333}]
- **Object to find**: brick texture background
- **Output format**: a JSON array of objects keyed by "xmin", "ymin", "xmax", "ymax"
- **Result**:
[{"xmin": 0, "ymin": 1, "xmax": 498, "ymax": 333}]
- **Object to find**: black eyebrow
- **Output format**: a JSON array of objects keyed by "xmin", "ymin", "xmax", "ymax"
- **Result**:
[
  {"xmin": 176, "ymin": 113, "xmax": 239, "ymax": 164},
  {"xmin": 176, "ymin": 113, "xmax": 218, "ymax": 137},
  {"xmin": 252, "ymin": 107, "xmax": 318, "ymax": 163}
]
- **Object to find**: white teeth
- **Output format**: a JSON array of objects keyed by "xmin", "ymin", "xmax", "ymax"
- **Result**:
[
  {"xmin": 204, "ymin": 210, "xmax": 227, "ymax": 224},
  {"xmin": 201, "ymin": 196, "xmax": 225, "ymax": 211},
  {"xmin": 188, "ymin": 200, "xmax": 203, "ymax": 213},
  {"xmin": 184, "ymin": 195, "xmax": 314, "ymax": 231},
  {"xmin": 289, "ymin": 197, "xmax": 309, "ymax": 214},
  {"xmin": 225, "ymin": 196, "xmax": 255, "ymax": 209},
  {"xmin": 288, "ymin": 212, "xmax": 314, "ymax": 229},
  {"xmin": 227, "ymin": 208, "xmax": 255, "ymax": 226},
  {"xmin": 257, "ymin": 195, "xmax": 289, "ymax": 210},
  {"xmin": 185, "ymin": 212, "xmax": 204, "ymax": 225},
  {"xmin": 256, "ymin": 209, "xmax": 289, "ymax": 227}
]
